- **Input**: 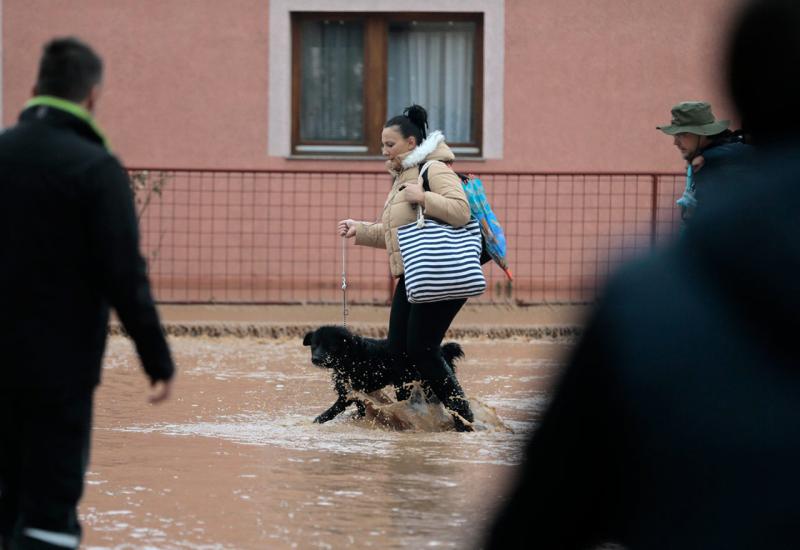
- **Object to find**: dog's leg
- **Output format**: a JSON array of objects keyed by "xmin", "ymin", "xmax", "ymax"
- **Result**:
[
  {"xmin": 354, "ymin": 400, "xmax": 367, "ymax": 417},
  {"xmin": 420, "ymin": 381, "xmax": 438, "ymax": 402},
  {"xmin": 395, "ymin": 385, "xmax": 411, "ymax": 401},
  {"xmin": 314, "ymin": 376, "xmax": 352, "ymax": 423},
  {"xmin": 394, "ymin": 359, "xmax": 419, "ymax": 402},
  {"xmin": 314, "ymin": 398, "xmax": 348, "ymax": 423}
]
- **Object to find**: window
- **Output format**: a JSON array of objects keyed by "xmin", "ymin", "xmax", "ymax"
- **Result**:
[{"xmin": 292, "ymin": 13, "xmax": 483, "ymax": 156}]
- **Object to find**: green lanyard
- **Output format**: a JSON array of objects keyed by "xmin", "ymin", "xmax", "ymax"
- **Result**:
[{"xmin": 24, "ymin": 95, "xmax": 110, "ymax": 150}]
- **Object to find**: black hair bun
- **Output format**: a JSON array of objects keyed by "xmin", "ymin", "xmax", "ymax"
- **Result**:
[{"xmin": 404, "ymin": 104, "xmax": 428, "ymax": 131}]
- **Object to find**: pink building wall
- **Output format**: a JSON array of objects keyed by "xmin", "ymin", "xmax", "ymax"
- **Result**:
[{"xmin": 3, "ymin": 0, "xmax": 741, "ymax": 173}]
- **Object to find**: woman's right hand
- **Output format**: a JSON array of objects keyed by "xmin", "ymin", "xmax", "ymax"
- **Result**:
[{"xmin": 338, "ymin": 219, "xmax": 358, "ymax": 238}]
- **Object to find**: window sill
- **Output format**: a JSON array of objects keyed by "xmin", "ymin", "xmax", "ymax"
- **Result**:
[{"xmin": 286, "ymin": 155, "xmax": 487, "ymax": 162}]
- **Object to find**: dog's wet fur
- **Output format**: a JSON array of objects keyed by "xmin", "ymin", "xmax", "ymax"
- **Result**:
[{"xmin": 303, "ymin": 325, "xmax": 464, "ymax": 424}]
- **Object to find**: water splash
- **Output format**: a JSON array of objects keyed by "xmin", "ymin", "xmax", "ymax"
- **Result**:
[{"xmin": 348, "ymin": 383, "xmax": 512, "ymax": 433}]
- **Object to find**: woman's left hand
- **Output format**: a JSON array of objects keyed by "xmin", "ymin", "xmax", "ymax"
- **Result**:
[{"xmin": 404, "ymin": 180, "xmax": 426, "ymax": 207}]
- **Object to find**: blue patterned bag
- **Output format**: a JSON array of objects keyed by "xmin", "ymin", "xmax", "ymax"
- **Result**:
[{"xmin": 421, "ymin": 164, "xmax": 512, "ymax": 280}]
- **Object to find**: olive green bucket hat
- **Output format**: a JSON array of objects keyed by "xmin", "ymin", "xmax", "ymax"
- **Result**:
[{"xmin": 657, "ymin": 101, "xmax": 730, "ymax": 136}]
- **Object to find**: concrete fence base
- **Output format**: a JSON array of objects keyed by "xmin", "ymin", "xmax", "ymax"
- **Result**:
[{"xmin": 109, "ymin": 322, "xmax": 581, "ymax": 341}]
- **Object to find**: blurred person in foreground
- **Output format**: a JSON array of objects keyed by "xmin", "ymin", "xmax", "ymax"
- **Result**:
[
  {"xmin": 0, "ymin": 38, "xmax": 175, "ymax": 549},
  {"xmin": 484, "ymin": 0, "xmax": 800, "ymax": 548}
]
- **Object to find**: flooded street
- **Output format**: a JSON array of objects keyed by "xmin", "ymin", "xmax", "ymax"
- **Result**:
[{"xmin": 82, "ymin": 335, "xmax": 569, "ymax": 549}]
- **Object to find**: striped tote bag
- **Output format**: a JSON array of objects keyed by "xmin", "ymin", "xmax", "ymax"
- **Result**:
[{"xmin": 396, "ymin": 210, "xmax": 487, "ymax": 303}]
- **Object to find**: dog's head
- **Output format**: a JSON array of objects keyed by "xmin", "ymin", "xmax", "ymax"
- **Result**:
[{"xmin": 302, "ymin": 325, "xmax": 357, "ymax": 369}]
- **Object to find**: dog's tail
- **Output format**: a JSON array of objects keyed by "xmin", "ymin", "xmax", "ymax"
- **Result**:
[{"xmin": 441, "ymin": 342, "xmax": 464, "ymax": 370}]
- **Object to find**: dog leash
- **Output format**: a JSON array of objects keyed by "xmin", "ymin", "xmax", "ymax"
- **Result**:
[{"xmin": 341, "ymin": 236, "xmax": 349, "ymax": 327}]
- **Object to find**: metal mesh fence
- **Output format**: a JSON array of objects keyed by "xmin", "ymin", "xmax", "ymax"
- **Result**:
[{"xmin": 131, "ymin": 168, "xmax": 685, "ymax": 304}]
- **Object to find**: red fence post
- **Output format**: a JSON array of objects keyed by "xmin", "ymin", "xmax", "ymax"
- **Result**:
[{"xmin": 650, "ymin": 174, "xmax": 659, "ymax": 248}]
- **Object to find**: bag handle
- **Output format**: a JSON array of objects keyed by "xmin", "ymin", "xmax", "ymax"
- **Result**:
[{"xmin": 415, "ymin": 161, "xmax": 436, "ymax": 228}]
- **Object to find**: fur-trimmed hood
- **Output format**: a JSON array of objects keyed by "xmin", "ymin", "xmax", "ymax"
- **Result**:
[
  {"xmin": 397, "ymin": 130, "xmax": 455, "ymax": 171},
  {"xmin": 359, "ymin": 128, "xmax": 470, "ymax": 277}
]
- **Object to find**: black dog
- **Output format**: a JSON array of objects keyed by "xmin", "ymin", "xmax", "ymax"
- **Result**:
[{"xmin": 303, "ymin": 325, "xmax": 464, "ymax": 424}]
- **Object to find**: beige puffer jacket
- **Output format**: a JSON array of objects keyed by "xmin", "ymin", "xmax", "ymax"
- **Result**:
[{"xmin": 355, "ymin": 131, "xmax": 471, "ymax": 277}]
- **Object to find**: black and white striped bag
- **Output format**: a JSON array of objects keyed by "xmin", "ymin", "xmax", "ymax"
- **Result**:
[{"xmin": 396, "ymin": 164, "xmax": 487, "ymax": 303}]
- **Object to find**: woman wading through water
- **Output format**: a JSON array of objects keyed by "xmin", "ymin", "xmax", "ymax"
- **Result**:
[{"xmin": 338, "ymin": 105, "xmax": 476, "ymax": 431}]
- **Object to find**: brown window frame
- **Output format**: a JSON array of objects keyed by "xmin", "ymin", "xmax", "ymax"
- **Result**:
[{"xmin": 291, "ymin": 12, "xmax": 484, "ymax": 157}]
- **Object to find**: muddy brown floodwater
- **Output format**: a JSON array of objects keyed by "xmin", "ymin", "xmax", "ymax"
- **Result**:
[{"xmin": 81, "ymin": 335, "xmax": 570, "ymax": 549}]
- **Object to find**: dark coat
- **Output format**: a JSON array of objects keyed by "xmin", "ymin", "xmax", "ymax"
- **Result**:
[
  {"xmin": 693, "ymin": 135, "xmax": 751, "ymax": 204},
  {"xmin": 485, "ymin": 143, "xmax": 800, "ymax": 549},
  {"xmin": 0, "ymin": 104, "xmax": 174, "ymax": 389}
]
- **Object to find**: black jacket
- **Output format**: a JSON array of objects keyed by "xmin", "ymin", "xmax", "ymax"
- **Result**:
[
  {"xmin": 0, "ymin": 104, "xmax": 174, "ymax": 389},
  {"xmin": 693, "ymin": 132, "xmax": 751, "ymax": 205},
  {"xmin": 485, "ymin": 143, "xmax": 800, "ymax": 549}
]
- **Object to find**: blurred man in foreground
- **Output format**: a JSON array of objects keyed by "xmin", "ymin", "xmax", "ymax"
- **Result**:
[{"xmin": 485, "ymin": 0, "xmax": 800, "ymax": 548}]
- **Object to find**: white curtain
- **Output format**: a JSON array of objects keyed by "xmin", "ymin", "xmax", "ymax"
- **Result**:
[
  {"xmin": 388, "ymin": 22, "xmax": 475, "ymax": 143},
  {"xmin": 300, "ymin": 21, "xmax": 364, "ymax": 141}
]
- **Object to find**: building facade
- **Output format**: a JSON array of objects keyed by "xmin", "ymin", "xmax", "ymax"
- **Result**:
[
  {"xmin": 1, "ymin": 0, "xmax": 739, "ymax": 304},
  {"xmin": 2, "ymin": 0, "xmax": 738, "ymax": 172}
]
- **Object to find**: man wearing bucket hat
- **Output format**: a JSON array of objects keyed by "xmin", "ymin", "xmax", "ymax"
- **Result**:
[{"xmin": 658, "ymin": 101, "xmax": 749, "ymax": 222}]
